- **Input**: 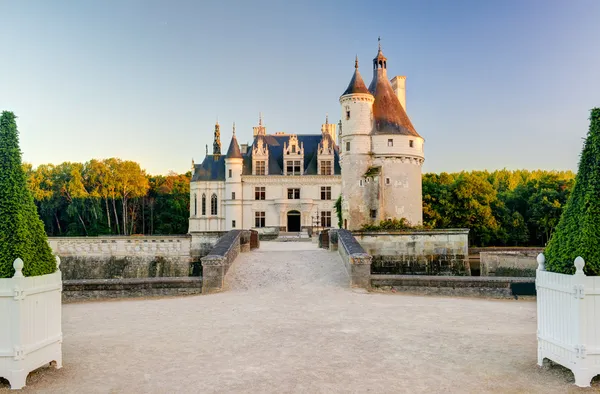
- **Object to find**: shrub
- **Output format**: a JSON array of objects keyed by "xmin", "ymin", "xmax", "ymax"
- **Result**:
[
  {"xmin": 545, "ymin": 108, "xmax": 600, "ymax": 275},
  {"xmin": 360, "ymin": 218, "xmax": 431, "ymax": 232},
  {"xmin": 0, "ymin": 111, "xmax": 56, "ymax": 278}
]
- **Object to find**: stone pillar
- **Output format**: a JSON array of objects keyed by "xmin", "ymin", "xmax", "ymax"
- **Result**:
[{"xmin": 200, "ymin": 256, "xmax": 226, "ymax": 294}]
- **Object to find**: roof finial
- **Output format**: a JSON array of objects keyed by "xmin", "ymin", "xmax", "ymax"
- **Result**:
[
  {"xmin": 205, "ymin": 144, "xmax": 208, "ymax": 156},
  {"xmin": 325, "ymin": 114, "xmax": 329, "ymax": 124},
  {"xmin": 259, "ymin": 112, "xmax": 263, "ymax": 126},
  {"xmin": 216, "ymin": 116, "xmax": 219, "ymax": 126},
  {"xmin": 378, "ymin": 36, "xmax": 381, "ymax": 51},
  {"xmin": 355, "ymin": 55, "xmax": 359, "ymax": 69},
  {"xmin": 232, "ymin": 122, "xmax": 236, "ymax": 136}
]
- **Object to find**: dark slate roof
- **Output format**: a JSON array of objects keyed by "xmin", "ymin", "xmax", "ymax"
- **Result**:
[
  {"xmin": 368, "ymin": 69, "xmax": 420, "ymax": 137},
  {"xmin": 243, "ymin": 134, "xmax": 341, "ymax": 176},
  {"xmin": 194, "ymin": 131, "xmax": 342, "ymax": 182},
  {"xmin": 191, "ymin": 155, "xmax": 225, "ymax": 181},
  {"xmin": 226, "ymin": 135, "xmax": 242, "ymax": 159},
  {"xmin": 341, "ymin": 68, "xmax": 370, "ymax": 96}
]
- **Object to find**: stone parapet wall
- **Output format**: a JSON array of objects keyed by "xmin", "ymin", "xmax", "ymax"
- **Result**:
[
  {"xmin": 353, "ymin": 229, "xmax": 470, "ymax": 275},
  {"xmin": 480, "ymin": 250, "xmax": 542, "ymax": 277},
  {"xmin": 371, "ymin": 275, "xmax": 535, "ymax": 298},
  {"xmin": 337, "ymin": 229, "xmax": 372, "ymax": 288},
  {"xmin": 201, "ymin": 230, "xmax": 244, "ymax": 294},
  {"xmin": 48, "ymin": 233, "xmax": 226, "ymax": 280},
  {"xmin": 62, "ymin": 277, "xmax": 202, "ymax": 302}
]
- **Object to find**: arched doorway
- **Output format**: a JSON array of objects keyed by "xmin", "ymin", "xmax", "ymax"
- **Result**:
[{"xmin": 287, "ymin": 210, "xmax": 301, "ymax": 232}]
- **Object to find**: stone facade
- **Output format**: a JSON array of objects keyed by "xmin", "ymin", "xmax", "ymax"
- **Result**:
[
  {"xmin": 189, "ymin": 118, "xmax": 342, "ymax": 233},
  {"xmin": 353, "ymin": 230, "xmax": 470, "ymax": 275}
]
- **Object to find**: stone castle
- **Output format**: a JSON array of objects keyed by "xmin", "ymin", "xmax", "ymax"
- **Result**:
[{"xmin": 189, "ymin": 43, "xmax": 424, "ymax": 232}]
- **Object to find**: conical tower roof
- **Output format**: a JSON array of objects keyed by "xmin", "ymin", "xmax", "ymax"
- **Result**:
[
  {"xmin": 341, "ymin": 56, "xmax": 370, "ymax": 96},
  {"xmin": 368, "ymin": 44, "xmax": 420, "ymax": 137},
  {"xmin": 226, "ymin": 124, "xmax": 242, "ymax": 159}
]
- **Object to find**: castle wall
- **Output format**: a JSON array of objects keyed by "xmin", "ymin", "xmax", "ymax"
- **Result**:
[{"xmin": 189, "ymin": 180, "xmax": 225, "ymax": 231}]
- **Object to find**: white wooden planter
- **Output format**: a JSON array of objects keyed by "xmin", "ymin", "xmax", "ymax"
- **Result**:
[
  {"xmin": 0, "ymin": 258, "xmax": 62, "ymax": 390},
  {"xmin": 536, "ymin": 253, "xmax": 600, "ymax": 387}
]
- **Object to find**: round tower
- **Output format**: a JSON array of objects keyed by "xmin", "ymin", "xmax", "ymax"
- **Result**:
[
  {"xmin": 368, "ymin": 42, "xmax": 425, "ymax": 225},
  {"xmin": 339, "ymin": 56, "xmax": 375, "ymax": 230},
  {"xmin": 224, "ymin": 124, "xmax": 243, "ymax": 230}
]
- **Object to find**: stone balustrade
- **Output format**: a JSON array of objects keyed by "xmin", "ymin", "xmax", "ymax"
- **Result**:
[{"xmin": 337, "ymin": 229, "xmax": 372, "ymax": 288}]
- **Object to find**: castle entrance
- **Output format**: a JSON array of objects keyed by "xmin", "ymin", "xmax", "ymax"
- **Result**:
[{"xmin": 287, "ymin": 210, "xmax": 301, "ymax": 232}]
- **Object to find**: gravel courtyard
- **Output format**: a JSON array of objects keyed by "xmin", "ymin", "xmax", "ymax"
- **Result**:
[{"xmin": 2, "ymin": 241, "xmax": 598, "ymax": 393}]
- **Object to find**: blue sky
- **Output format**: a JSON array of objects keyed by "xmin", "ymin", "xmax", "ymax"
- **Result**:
[{"xmin": 1, "ymin": 0, "xmax": 599, "ymax": 175}]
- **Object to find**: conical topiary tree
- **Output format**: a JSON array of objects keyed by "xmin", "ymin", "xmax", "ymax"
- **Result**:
[
  {"xmin": 0, "ymin": 111, "xmax": 56, "ymax": 278},
  {"xmin": 545, "ymin": 108, "xmax": 600, "ymax": 275}
]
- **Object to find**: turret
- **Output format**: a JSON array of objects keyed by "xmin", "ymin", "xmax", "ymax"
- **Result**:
[
  {"xmin": 339, "ymin": 56, "xmax": 375, "ymax": 229},
  {"xmin": 224, "ymin": 123, "xmax": 243, "ymax": 230}
]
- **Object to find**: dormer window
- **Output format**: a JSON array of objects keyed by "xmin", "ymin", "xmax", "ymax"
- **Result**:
[
  {"xmin": 286, "ymin": 160, "xmax": 302, "ymax": 176},
  {"xmin": 255, "ymin": 160, "xmax": 266, "ymax": 175},
  {"xmin": 291, "ymin": 145, "xmax": 296, "ymax": 153},
  {"xmin": 320, "ymin": 161, "xmax": 332, "ymax": 175}
]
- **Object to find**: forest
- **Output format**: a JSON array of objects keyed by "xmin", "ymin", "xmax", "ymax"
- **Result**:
[{"xmin": 24, "ymin": 159, "xmax": 574, "ymax": 247}]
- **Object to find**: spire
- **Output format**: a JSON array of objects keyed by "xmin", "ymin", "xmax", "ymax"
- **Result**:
[
  {"xmin": 232, "ymin": 122, "xmax": 236, "ymax": 136},
  {"xmin": 213, "ymin": 122, "xmax": 222, "ymax": 156},
  {"xmin": 253, "ymin": 113, "xmax": 267, "ymax": 137},
  {"xmin": 373, "ymin": 36, "xmax": 387, "ymax": 71},
  {"xmin": 341, "ymin": 56, "xmax": 370, "ymax": 96}
]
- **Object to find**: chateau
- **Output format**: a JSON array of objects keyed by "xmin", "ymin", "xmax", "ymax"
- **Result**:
[{"xmin": 189, "ymin": 43, "xmax": 424, "ymax": 233}]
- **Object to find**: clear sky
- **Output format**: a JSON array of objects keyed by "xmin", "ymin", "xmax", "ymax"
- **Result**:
[{"xmin": 1, "ymin": 0, "xmax": 599, "ymax": 175}]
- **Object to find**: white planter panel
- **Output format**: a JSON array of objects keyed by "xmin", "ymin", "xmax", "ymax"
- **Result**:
[
  {"xmin": 536, "ymin": 254, "xmax": 600, "ymax": 387},
  {"xmin": 0, "ymin": 258, "xmax": 62, "ymax": 390}
]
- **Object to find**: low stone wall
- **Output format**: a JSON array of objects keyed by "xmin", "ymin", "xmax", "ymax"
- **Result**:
[
  {"xmin": 62, "ymin": 277, "xmax": 202, "ymax": 302},
  {"xmin": 353, "ymin": 229, "xmax": 470, "ymax": 275},
  {"xmin": 201, "ymin": 230, "xmax": 244, "ymax": 294},
  {"xmin": 48, "ymin": 236, "xmax": 192, "ymax": 280},
  {"xmin": 480, "ymin": 250, "xmax": 542, "ymax": 277},
  {"xmin": 371, "ymin": 275, "xmax": 535, "ymax": 298},
  {"xmin": 337, "ymin": 229, "xmax": 372, "ymax": 288},
  {"xmin": 48, "ymin": 233, "xmax": 226, "ymax": 280}
]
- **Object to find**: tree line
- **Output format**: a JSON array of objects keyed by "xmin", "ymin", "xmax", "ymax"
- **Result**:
[
  {"xmin": 24, "ymin": 159, "xmax": 191, "ymax": 236},
  {"xmin": 25, "ymin": 160, "xmax": 574, "ymax": 246},
  {"xmin": 423, "ymin": 169, "xmax": 574, "ymax": 246}
]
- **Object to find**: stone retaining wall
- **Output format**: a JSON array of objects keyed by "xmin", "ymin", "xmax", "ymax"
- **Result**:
[
  {"xmin": 62, "ymin": 277, "xmax": 202, "ymax": 302},
  {"xmin": 371, "ymin": 275, "xmax": 535, "ymax": 298},
  {"xmin": 337, "ymin": 229, "xmax": 372, "ymax": 288},
  {"xmin": 353, "ymin": 229, "xmax": 470, "ymax": 275},
  {"xmin": 480, "ymin": 250, "xmax": 542, "ymax": 277}
]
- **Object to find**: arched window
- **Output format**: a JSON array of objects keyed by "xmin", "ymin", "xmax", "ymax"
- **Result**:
[
  {"xmin": 201, "ymin": 194, "xmax": 206, "ymax": 216},
  {"xmin": 211, "ymin": 193, "xmax": 218, "ymax": 215},
  {"xmin": 194, "ymin": 194, "xmax": 197, "ymax": 216}
]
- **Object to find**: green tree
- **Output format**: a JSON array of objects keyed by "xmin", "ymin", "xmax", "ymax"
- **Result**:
[
  {"xmin": 545, "ymin": 108, "xmax": 600, "ymax": 275},
  {"xmin": 0, "ymin": 111, "xmax": 56, "ymax": 278}
]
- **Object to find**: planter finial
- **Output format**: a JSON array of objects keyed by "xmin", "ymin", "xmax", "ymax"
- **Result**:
[
  {"xmin": 574, "ymin": 256, "xmax": 585, "ymax": 275},
  {"xmin": 13, "ymin": 258, "xmax": 24, "ymax": 278},
  {"xmin": 537, "ymin": 253, "xmax": 545, "ymax": 271}
]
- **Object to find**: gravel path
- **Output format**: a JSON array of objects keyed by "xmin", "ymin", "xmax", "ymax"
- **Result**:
[{"xmin": 2, "ymin": 241, "xmax": 598, "ymax": 393}]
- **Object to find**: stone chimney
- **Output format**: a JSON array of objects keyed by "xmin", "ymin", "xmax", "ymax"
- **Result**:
[{"xmin": 391, "ymin": 76, "xmax": 406, "ymax": 111}]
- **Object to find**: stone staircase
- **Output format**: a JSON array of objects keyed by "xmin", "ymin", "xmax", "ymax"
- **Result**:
[{"xmin": 275, "ymin": 231, "xmax": 311, "ymax": 242}]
